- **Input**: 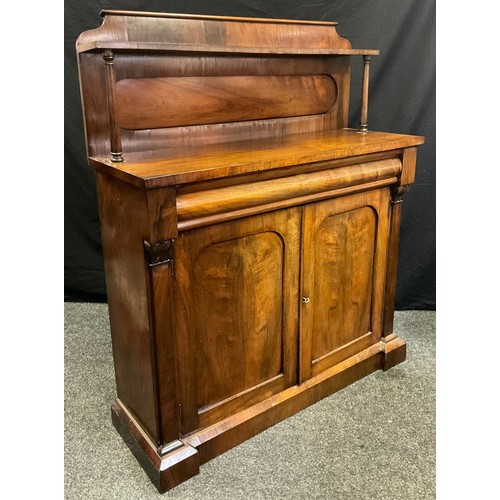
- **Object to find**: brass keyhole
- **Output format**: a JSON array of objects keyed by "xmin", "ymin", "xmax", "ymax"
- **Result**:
[{"xmin": 302, "ymin": 296, "xmax": 310, "ymax": 304}]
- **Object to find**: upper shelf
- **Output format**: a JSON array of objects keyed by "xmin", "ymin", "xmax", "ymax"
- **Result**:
[
  {"xmin": 76, "ymin": 10, "xmax": 379, "ymax": 56},
  {"xmin": 77, "ymin": 41, "xmax": 379, "ymax": 56}
]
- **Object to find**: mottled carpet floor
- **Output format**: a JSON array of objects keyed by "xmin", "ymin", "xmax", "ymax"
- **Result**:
[{"xmin": 64, "ymin": 304, "xmax": 435, "ymax": 499}]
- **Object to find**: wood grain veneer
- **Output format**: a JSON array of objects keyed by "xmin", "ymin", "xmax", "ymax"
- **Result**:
[
  {"xmin": 115, "ymin": 75, "xmax": 337, "ymax": 130},
  {"xmin": 76, "ymin": 9, "xmax": 424, "ymax": 493}
]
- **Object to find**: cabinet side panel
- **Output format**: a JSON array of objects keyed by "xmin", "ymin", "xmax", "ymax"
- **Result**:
[
  {"xmin": 95, "ymin": 172, "xmax": 159, "ymax": 443},
  {"xmin": 77, "ymin": 53, "xmax": 110, "ymax": 158}
]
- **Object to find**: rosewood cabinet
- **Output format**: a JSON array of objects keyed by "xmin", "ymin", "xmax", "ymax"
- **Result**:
[{"xmin": 76, "ymin": 10, "xmax": 424, "ymax": 493}]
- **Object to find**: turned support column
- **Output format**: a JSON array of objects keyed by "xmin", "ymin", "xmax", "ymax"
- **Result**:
[
  {"xmin": 358, "ymin": 55, "xmax": 371, "ymax": 133},
  {"xmin": 383, "ymin": 183, "xmax": 411, "ymax": 338},
  {"xmin": 382, "ymin": 147, "xmax": 417, "ymax": 337},
  {"xmin": 380, "ymin": 183, "xmax": 411, "ymax": 370},
  {"xmin": 103, "ymin": 50, "xmax": 123, "ymax": 162}
]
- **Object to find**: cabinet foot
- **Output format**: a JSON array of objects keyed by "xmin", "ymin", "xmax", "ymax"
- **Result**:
[
  {"xmin": 111, "ymin": 399, "xmax": 200, "ymax": 493},
  {"xmin": 381, "ymin": 333, "xmax": 407, "ymax": 371}
]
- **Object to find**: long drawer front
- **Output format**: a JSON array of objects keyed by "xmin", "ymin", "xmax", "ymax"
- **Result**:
[{"xmin": 176, "ymin": 158, "xmax": 401, "ymax": 230}]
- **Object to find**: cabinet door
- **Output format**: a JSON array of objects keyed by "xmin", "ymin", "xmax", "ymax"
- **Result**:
[
  {"xmin": 174, "ymin": 207, "xmax": 301, "ymax": 433},
  {"xmin": 300, "ymin": 189, "xmax": 390, "ymax": 381}
]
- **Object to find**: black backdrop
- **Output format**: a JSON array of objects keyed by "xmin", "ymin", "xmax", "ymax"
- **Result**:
[{"xmin": 64, "ymin": 0, "xmax": 435, "ymax": 309}]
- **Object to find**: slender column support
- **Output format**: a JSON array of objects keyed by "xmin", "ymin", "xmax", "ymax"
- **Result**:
[
  {"xmin": 379, "ymin": 183, "xmax": 411, "ymax": 370},
  {"xmin": 358, "ymin": 55, "xmax": 371, "ymax": 133},
  {"xmin": 383, "ymin": 184, "xmax": 411, "ymax": 337},
  {"xmin": 103, "ymin": 50, "xmax": 123, "ymax": 162}
]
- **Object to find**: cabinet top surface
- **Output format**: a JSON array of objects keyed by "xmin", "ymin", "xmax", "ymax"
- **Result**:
[{"xmin": 90, "ymin": 129, "xmax": 424, "ymax": 189}]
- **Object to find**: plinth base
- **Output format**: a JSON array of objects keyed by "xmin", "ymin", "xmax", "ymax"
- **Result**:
[{"xmin": 112, "ymin": 334, "xmax": 406, "ymax": 493}]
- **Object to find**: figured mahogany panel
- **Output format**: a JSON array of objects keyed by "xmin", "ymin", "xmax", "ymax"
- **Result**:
[
  {"xmin": 174, "ymin": 208, "xmax": 301, "ymax": 432},
  {"xmin": 115, "ymin": 75, "xmax": 337, "ymax": 130},
  {"xmin": 193, "ymin": 232, "xmax": 283, "ymax": 407},
  {"xmin": 310, "ymin": 206, "xmax": 375, "ymax": 360},
  {"xmin": 78, "ymin": 51, "xmax": 351, "ymax": 159},
  {"xmin": 300, "ymin": 188, "xmax": 390, "ymax": 381}
]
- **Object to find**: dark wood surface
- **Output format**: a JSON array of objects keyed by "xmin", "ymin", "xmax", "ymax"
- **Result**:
[
  {"xmin": 112, "ymin": 399, "xmax": 200, "ymax": 493},
  {"xmin": 89, "ymin": 129, "xmax": 423, "ymax": 188},
  {"xmin": 76, "ymin": 10, "xmax": 381, "ymax": 56},
  {"xmin": 76, "ymin": 9, "xmax": 424, "ymax": 493},
  {"xmin": 300, "ymin": 189, "xmax": 390, "ymax": 381},
  {"xmin": 95, "ymin": 172, "xmax": 161, "ymax": 444},
  {"xmin": 79, "ymin": 52, "xmax": 352, "ymax": 160},
  {"xmin": 115, "ymin": 75, "xmax": 337, "ymax": 130},
  {"xmin": 358, "ymin": 55, "xmax": 371, "ymax": 132},
  {"xmin": 185, "ymin": 339, "xmax": 388, "ymax": 463},
  {"xmin": 175, "ymin": 158, "xmax": 401, "ymax": 224},
  {"xmin": 174, "ymin": 208, "xmax": 300, "ymax": 432}
]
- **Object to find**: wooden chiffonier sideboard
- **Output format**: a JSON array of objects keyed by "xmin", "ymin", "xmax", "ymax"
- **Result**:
[{"xmin": 76, "ymin": 10, "xmax": 425, "ymax": 493}]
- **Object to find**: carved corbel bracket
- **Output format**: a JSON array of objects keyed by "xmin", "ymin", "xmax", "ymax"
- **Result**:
[
  {"xmin": 143, "ymin": 239, "xmax": 174, "ymax": 268},
  {"xmin": 390, "ymin": 184, "xmax": 410, "ymax": 204}
]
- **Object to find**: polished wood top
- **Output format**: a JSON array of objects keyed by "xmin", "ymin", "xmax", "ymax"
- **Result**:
[{"xmin": 89, "ymin": 129, "xmax": 424, "ymax": 189}]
